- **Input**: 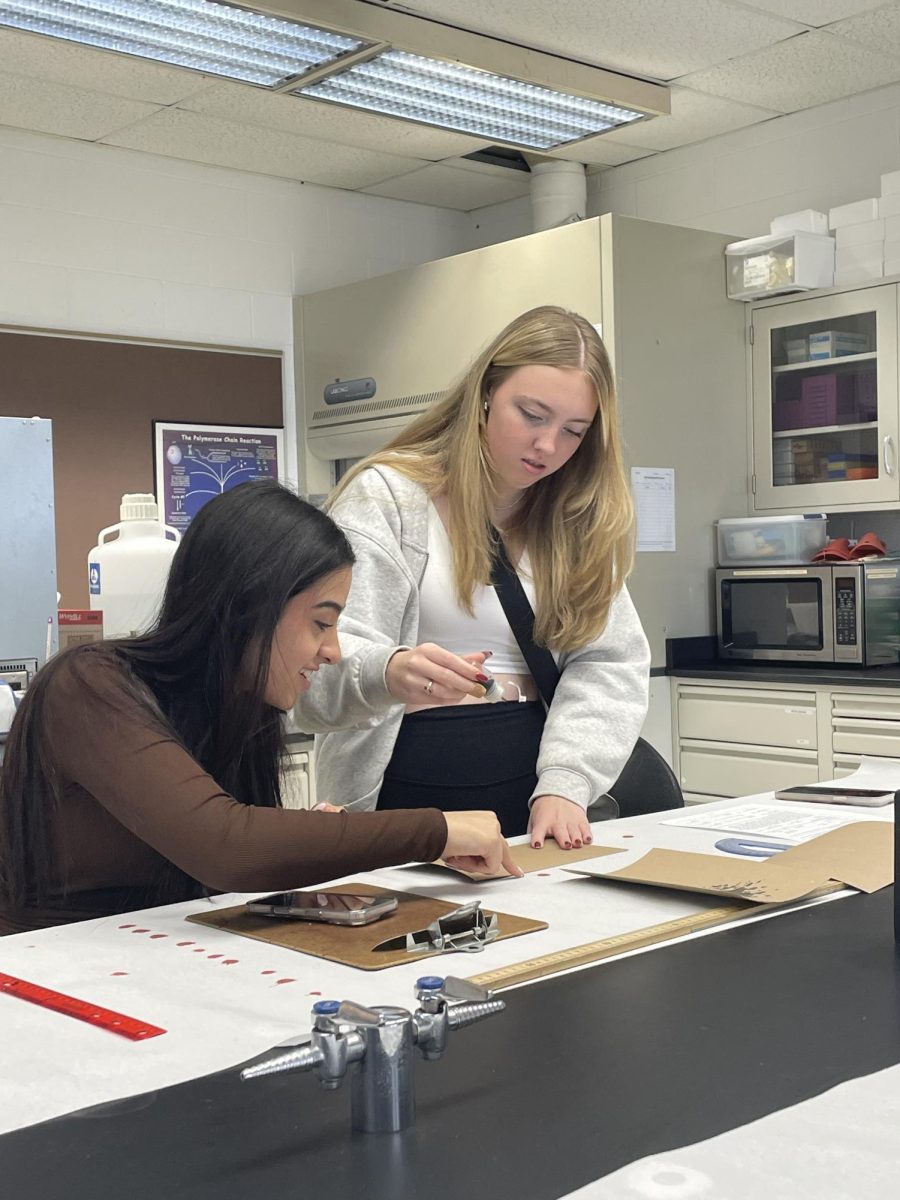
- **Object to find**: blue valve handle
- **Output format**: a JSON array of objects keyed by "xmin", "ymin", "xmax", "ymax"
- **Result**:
[
  {"xmin": 311, "ymin": 999, "xmax": 341, "ymax": 1015},
  {"xmin": 415, "ymin": 976, "xmax": 444, "ymax": 991}
]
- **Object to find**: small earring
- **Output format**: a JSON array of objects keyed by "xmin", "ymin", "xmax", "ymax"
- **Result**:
[{"xmin": 483, "ymin": 401, "xmax": 489, "ymax": 413}]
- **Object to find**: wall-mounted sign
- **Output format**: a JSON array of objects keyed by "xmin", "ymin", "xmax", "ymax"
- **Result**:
[{"xmin": 153, "ymin": 421, "xmax": 284, "ymax": 533}]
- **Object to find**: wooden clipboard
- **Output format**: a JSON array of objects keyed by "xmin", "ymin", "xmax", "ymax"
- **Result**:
[{"xmin": 187, "ymin": 883, "xmax": 547, "ymax": 970}]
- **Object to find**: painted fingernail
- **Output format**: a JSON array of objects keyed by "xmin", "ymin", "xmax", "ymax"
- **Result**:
[
  {"xmin": 532, "ymin": 841, "xmax": 541, "ymax": 849},
  {"xmin": 482, "ymin": 651, "xmax": 493, "ymax": 658},
  {"xmin": 564, "ymin": 841, "xmax": 572, "ymax": 849},
  {"xmin": 475, "ymin": 672, "xmax": 490, "ymax": 683},
  {"xmin": 471, "ymin": 684, "xmax": 487, "ymax": 698}
]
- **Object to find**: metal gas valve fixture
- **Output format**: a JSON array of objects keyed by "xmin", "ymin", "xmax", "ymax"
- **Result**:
[{"xmin": 241, "ymin": 975, "xmax": 505, "ymax": 1133}]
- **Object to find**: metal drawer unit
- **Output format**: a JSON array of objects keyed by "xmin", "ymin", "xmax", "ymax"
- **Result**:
[
  {"xmin": 677, "ymin": 685, "xmax": 817, "ymax": 750},
  {"xmin": 831, "ymin": 692, "xmax": 900, "ymax": 759},
  {"xmin": 678, "ymin": 738, "xmax": 819, "ymax": 798}
]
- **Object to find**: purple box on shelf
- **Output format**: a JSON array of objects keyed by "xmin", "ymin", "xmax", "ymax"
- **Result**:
[
  {"xmin": 800, "ymin": 374, "xmax": 837, "ymax": 426},
  {"xmin": 772, "ymin": 397, "xmax": 802, "ymax": 430},
  {"xmin": 856, "ymin": 370, "xmax": 877, "ymax": 421}
]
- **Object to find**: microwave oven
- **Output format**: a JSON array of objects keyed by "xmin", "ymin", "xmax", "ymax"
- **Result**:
[{"xmin": 716, "ymin": 562, "xmax": 900, "ymax": 665}]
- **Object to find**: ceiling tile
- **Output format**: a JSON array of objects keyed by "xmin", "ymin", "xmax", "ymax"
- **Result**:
[
  {"xmin": 741, "ymin": 1, "xmax": 890, "ymax": 25},
  {"xmin": 0, "ymin": 27, "xmax": 213, "ymax": 104},
  {"xmin": 102, "ymin": 109, "xmax": 428, "ymax": 189},
  {"xmin": 545, "ymin": 136, "xmax": 653, "ymax": 167},
  {"xmin": 0, "ymin": 71, "xmax": 162, "ymax": 141},
  {"xmin": 394, "ymin": 0, "xmax": 805, "ymax": 78},
  {"xmin": 827, "ymin": 5, "xmax": 900, "ymax": 55},
  {"xmin": 600, "ymin": 87, "xmax": 780, "ymax": 150},
  {"xmin": 178, "ymin": 82, "xmax": 487, "ymax": 159},
  {"xmin": 676, "ymin": 29, "xmax": 900, "ymax": 112},
  {"xmin": 362, "ymin": 161, "xmax": 531, "ymax": 209}
]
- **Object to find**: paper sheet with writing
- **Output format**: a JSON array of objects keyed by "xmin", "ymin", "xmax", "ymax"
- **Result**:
[
  {"xmin": 663, "ymin": 804, "xmax": 868, "ymax": 843},
  {"xmin": 664, "ymin": 756, "xmax": 900, "ymax": 841},
  {"xmin": 631, "ymin": 466, "xmax": 675, "ymax": 552}
]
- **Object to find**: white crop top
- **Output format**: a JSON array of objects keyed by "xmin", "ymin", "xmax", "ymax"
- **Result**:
[{"xmin": 417, "ymin": 503, "xmax": 533, "ymax": 674}]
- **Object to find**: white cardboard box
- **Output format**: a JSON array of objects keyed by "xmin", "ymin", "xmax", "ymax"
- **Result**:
[
  {"xmin": 770, "ymin": 209, "xmax": 828, "ymax": 235},
  {"xmin": 829, "ymin": 197, "xmax": 880, "ymax": 227},
  {"xmin": 835, "ymin": 244, "xmax": 884, "ymax": 270},
  {"xmin": 835, "ymin": 261, "xmax": 884, "ymax": 285},
  {"xmin": 835, "ymin": 218, "xmax": 885, "ymax": 247},
  {"xmin": 878, "ymin": 193, "xmax": 900, "ymax": 218},
  {"xmin": 884, "ymin": 240, "xmax": 900, "ymax": 275}
]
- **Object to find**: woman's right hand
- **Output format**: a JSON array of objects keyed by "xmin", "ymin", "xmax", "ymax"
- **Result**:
[
  {"xmin": 441, "ymin": 811, "xmax": 524, "ymax": 878},
  {"xmin": 385, "ymin": 643, "xmax": 490, "ymax": 706}
]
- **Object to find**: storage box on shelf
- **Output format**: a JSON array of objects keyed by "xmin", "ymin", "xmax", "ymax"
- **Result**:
[
  {"xmin": 716, "ymin": 514, "xmax": 827, "ymax": 566},
  {"xmin": 726, "ymin": 232, "xmax": 834, "ymax": 301}
]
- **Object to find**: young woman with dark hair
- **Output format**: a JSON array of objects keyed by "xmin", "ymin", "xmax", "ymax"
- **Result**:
[{"xmin": 0, "ymin": 479, "xmax": 517, "ymax": 935}]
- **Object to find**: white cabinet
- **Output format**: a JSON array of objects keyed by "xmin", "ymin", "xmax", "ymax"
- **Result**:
[
  {"xmin": 673, "ymin": 675, "xmax": 900, "ymax": 801},
  {"xmin": 750, "ymin": 283, "xmax": 899, "ymax": 512},
  {"xmin": 282, "ymin": 749, "xmax": 316, "ymax": 810},
  {"xmin": 673, "ymin": 682, "xmax": 819, "ymax": 801}
]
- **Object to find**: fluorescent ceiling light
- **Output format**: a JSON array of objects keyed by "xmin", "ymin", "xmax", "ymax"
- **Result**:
[
  {"xmin": 295, "ymin": 49, "xmax": 647, "ymax": 151},
  {"xmin": 0, "ymin": 0, "xmax": 367, "ymax": 87},
  {"xmin": 0, "ymin": 0, "xmax": 669, "ymax": 148}
]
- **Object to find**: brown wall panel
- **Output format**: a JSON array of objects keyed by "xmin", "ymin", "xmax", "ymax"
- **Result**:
[{"xmin": 0, "ymin": 332, "xmax": 282, "ymax": 608}]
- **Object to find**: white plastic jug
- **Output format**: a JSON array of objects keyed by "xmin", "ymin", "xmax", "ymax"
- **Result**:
[{"xmin": 88, "ymin": 494, "xmax": 180, "ymax": 639}]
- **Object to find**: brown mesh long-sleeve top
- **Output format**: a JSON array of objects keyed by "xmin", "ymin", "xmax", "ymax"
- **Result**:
[{"xmin": 0, "ymin": 653, "xmax": 447, "ymax": 934}]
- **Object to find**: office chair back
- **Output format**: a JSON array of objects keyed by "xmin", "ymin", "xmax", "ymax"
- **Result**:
[{"xmin": 589, "ymin": 736, "xmax": 684, "ymax": 821}]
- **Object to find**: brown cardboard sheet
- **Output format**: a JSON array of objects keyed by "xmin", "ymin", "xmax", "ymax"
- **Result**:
[
  {"xmin": 572, "ymin": 821, "xmax": 892, "ymax": 904},
  {"xmin": 187, "ymin": 883, "xmax": 547, "ymax": 970},
  {"xmin": 436, "ymin": 841, "xmax": 624, "ymax": 881}
]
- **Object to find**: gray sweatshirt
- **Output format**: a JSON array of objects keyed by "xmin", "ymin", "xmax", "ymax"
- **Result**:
[{"xmin": 296, "ymin": 465, "xmax": 650, "ymax": 813}]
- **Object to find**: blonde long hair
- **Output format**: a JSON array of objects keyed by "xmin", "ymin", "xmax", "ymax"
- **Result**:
[{"xmin": 330, "ymin": 305, "xmax": 635, "ymax": 652}]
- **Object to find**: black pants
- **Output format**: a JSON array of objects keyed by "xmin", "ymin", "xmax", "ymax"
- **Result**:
[{"xmin": 377, "ymin": 701, "xmax": 546, "ymax": 838}]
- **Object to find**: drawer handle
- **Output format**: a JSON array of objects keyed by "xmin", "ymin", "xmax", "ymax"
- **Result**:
[{"xmin": 884, "ymin": 435, "xmax": 895, "ymax": 478}]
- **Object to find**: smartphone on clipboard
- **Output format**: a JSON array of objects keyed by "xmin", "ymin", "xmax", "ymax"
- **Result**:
[
  {"xmin": 774, "ymin": 785, "xmax": 895, "ymax": 808},
  {"xmin": 246, "ymin": 891, "xmax": 399, "ymax": 925}
]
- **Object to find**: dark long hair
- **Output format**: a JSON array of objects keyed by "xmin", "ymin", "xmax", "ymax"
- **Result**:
[{"xmin": 0, "ymin": 480, "xmax": 354, "ymax": 910}]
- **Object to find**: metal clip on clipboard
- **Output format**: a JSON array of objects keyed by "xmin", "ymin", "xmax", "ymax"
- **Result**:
[{"xmin": 374, "ymin": 900, "xmax": 499, "ymax": 955}]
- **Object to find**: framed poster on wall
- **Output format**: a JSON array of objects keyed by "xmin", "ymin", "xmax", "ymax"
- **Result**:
[{"xmin": 153, "ymin": 421, "xmax": 284, "ymax": 534}]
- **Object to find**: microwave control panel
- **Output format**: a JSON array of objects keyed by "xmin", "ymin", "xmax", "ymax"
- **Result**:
[{"xmin": 834, "ymin": 576, "xmax": 858, "ymax": 646}]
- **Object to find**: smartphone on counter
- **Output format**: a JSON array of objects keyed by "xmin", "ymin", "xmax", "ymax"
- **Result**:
[
  {"xmin": 245, "ymin": 890, "xmax": 399, "ymax": 925},
  {"xmin": 774, "ymin": 785, "xmax": 895, "ymax": 808}
]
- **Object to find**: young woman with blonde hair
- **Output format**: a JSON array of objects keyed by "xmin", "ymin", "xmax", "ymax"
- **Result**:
[{"xmin": 297, "ymin": 305, "xmax": 650, "ymax": 849}]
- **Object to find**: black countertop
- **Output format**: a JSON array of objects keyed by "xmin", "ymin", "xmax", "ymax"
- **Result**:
[
  {"xmin": 3, "ymin": 889, "xmax": 898, "ymax": 1200},
  {"xmin": 665, "ymin": 635, "xmax": 900, "ymax": 688}
]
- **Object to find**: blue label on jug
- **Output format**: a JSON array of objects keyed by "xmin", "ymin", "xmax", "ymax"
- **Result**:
[{"xmin": 89, "ymin": 563, "xmax": 101, "ymax": 594}]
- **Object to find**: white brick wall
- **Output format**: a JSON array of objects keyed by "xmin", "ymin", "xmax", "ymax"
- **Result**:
[{"xmin": 0, "ymin": 126, "xmax": 470, "ymax": 490}]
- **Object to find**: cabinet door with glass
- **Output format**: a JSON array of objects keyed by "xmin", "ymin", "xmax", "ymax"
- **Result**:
[{"xmin": 751, "ymin": 284, "xmax": 899, "ymax": 511}]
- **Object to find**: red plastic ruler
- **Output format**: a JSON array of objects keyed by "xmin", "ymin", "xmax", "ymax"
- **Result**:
[{"xmin": 0, "ymin": 972, "xmax": 166, "ymax": 1040}]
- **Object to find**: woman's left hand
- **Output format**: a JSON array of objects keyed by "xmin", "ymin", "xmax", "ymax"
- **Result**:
[{"xmin": 529, "ymin": 795, "xmax": 593, "ymax": 850}]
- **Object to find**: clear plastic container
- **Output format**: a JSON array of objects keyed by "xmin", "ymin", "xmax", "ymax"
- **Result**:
[
  {"xmin": 725, "ymin": 232, "xmax": 835, "ymax": 300},
  {"xmin": 716, "ymin": 515, "xmax": 827, "ymax": 566}
]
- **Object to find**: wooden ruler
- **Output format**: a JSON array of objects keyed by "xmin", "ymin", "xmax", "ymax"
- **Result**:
[{"xmin": 469, "ymin": 885, "xmax": 844, "ymax": 992}]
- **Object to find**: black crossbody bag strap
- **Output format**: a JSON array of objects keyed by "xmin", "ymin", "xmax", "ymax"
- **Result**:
[{"xmin": 490, "ymin": 538, "xmax": 561, "ymax": 707}]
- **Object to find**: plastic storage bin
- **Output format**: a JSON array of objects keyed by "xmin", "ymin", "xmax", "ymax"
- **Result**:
[
  {"xmin": 716, "ymin": 515, "xmax": 828, "ymax": 566},
  {"xmin": 725, "ymin": 232, "xmax": 835, "ymax": 300}
]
